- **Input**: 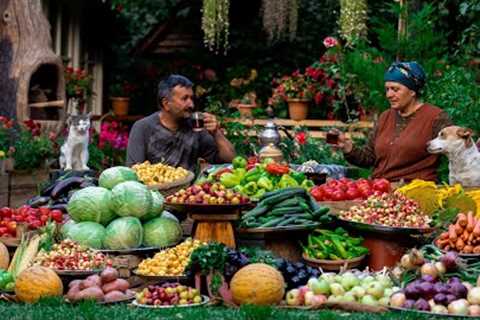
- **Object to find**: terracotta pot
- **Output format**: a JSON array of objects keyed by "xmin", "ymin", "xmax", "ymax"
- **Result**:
[
  {"xmin": 110, "ymin": 97, "xmax": 130, "ymax": 116},
  {"xmin": 236, "ymin": 103, "xmax": 255, "ymax": 117},
  {"xmin": 287, "ymin": 99, "xmax": 309, "ymax": 121}
]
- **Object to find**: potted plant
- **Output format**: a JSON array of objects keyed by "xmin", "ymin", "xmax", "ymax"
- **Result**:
[
  {"xmin": 236, "ymin": 92, "xmax": 257, "ymax": 117},
  {"xmin": 271, "ymin": 71, "xmax": 317, "ymax": 121},
  {"xmin": 109, "ymin": 81, "xmax": 136, "ymax": 116},
  {"xmin": 64, "ymin": 67, "xmax": 93, "ymax": 114}
]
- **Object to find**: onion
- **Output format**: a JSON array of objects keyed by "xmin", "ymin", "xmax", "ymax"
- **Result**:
[
  {"xmin": 434, "ymin": 282, "xmax": 448, "ymax": 295},
  {"xmin": 431, "ymin": 304, "xmax": 448, "ymax": 314},
  {"xmin": 389, "ymin": 292, "xmax": 406, "ymax": 307},
  {"xmin": 419, "ymin": 282, "xmax": 435, "ymax": 300},
  {"xmin": 400, "ymin": 254, "xmax": 414, "ymax": 270},
  {"xmin": 467, "ymin": 287, "xmax": 480, "ymax": 305},
  {"xmin": 441, "ymin": 252, "xmax": 459, "ymax": 271},
  {"xmin": 428, "ymin": 299, "xmax": 436, "ymax": 309},
  {"xmin": 434, "ymin": 293, "xmax": 447, "ymax": 305},
  {"xmin": 411, "ymin": 249, "xmax": 425, "ymax": 266},
  {"xmin": 402, "ymin": 299, "xmax": 415, "ymax": 309},
  {"xmin": 450, "ymin": 282, "xmax": 468, "ymax": 299},
  {"xmin": 448, "ymin": 299, "xmax": 470, "ymax": 315},
  {"xmin": 421, "ymin": 263, "xmax": 438, "ymax": 279},
  {"xmin": 405, "ymin": 283, "xmax": 420, "ymax": 300},
  {"xmin": 434, "ymin": 261, "xmax": 446, "ymax": 275},
  {"xmin": 414, "ymin": 298, "xmax": 431, "ymax": 311},
  {"xmin": 469, "ymin": 305, "xmax": 480, "ymax": 316},
  {"xmin": 392, "ymin": 266, "xmax": 403, "ymax": 279},
  {"xmin": 446, "ymin": 294, "xmax": 457, "ymax": 304},
  {"xmin": 463, "ymin": 282, "xmax": 474, "ymax": 292},
  {"xmin": 421, "ymin": 275, "xmax": 436, "ymax": 283},
  {"xmin": 477, "ymin": 276, "xmax": 480, "ymax": 287}
]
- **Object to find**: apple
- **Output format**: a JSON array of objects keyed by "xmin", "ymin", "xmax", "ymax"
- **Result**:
[
  {"xmin": 361, "ymin": 294, "xmax": 379, "ymax": 306},
  {"xmin": 327, "ymin": 295, "xmax": 339, "ymax": 303},
  {"xmin": 179, "ymin": 298, "xmax": 188, "ymax": 305},
  {"xmin": 308, "ymin": 278, "xmax": 330, "ymax": 295},
  {"xmin": 339, "ymin": 292, "xmax": 356, "ymax": 303},
  {"xmin": 366, "ymin": 282, "xmax": 385, "ymax": 299},
  {"xmin": 340, "ymin": 272, "xmax": 360, "ymax": 291},
  {"xmin": 193, "ymin": 296, "xmax": 202, "ymax": 304},
  {"xmin": 304, "ymin": 291, "xmax": 316, "ymax": 306},
  {"xmin": 179, "ymin": 291, "xmax": 188, "ymax": 299},
  {"xmin": 286, "ymin": 289, "xmax": 301, "ymax": 306},
  {"xmin": 378, "ymin": 297, "xmax": 390, "ymax": 306},
  {"xmin": 350, "ymin": 286, "xmax": 366, "ymax": 299},
  {"xmin": 298, "ymin": 286, "xmax": 310, "ymax": 303},
  {"xmin": 330, "ymin": 283, "xmax": 345, "ymax": 296},
  {"xmin": 311, "ymin": 294, "xmax": 327, "ymax": 307},
  {"xmin": 320, "ymin": 273, "xmax": 336, "ymax": 284}
]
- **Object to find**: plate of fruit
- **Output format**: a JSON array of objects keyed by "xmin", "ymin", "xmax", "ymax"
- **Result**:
[
  {"xmin": 165, "ymin": 182, "xmax": 251, "ymax": 214},
  {"xmin": 133, "ymin": 283, "xmax": 209, "ymax": 308}
]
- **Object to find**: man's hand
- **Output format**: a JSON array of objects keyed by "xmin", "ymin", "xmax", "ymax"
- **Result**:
[
  {"xmin": 203, "ymin": 112, "xmax": 219, "ymax": 134},
  {"xmin": 328, "ymin": 128, "xmax": 353, "ymax": 153}
]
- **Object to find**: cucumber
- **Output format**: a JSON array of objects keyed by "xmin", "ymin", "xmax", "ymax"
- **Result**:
[
  {"xmin": 311, "ymin": 206, "xmax": 330, "ymax": 219},
  {"xmin": 259, "ymin": 188, "xmax": 306, "ymax": 207},
  {"xmin": 270, "ymin": 197, "xmax": 302, "ymax": 209},
  {"xmin": 276, "ymin": 216, "xmax": 298, "ymax": 227},
  {"xmin": 258, "ymin": 217, "xmax": 285, "ymax": 228},
  {"xmin": 242, "ymin": 204, "xmax": 269, "ymax": 219},
  {"xmin": 270, "ymin": 206, "xmax": 305, "ymax": 216},
  {"xmin": 260, "ymin": 187, "xmax": 305, "ymax": 200}
]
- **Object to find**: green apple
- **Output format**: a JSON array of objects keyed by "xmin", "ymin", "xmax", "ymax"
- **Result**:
[
  {"xmin": 330, "ymin": 283, "xmax": 345, "ymax": 296},
  {"xmin": 361, "ymin": 294, "xmax": 378, "ymax": 307},
  {"xmin": 350, "ymin": 286, "xmax": 366, "ymax": 299},
  {"xmin": 340, "ymin": 273, "xmax": 360, "ymax": 291},
  {"xmin": 286, "ymin": 289, "xmax": 301, "ymax": 306},
  {"xmin": 308, "ymin": 278, "xmax": 330, "ymax": 295},
  {"xmin": 193, "ymin": 296, "xmax": 202, "ymax": 304},
  {"xmin": 366, "ymin": 282, "xmax": 385, "ymax": 299}
]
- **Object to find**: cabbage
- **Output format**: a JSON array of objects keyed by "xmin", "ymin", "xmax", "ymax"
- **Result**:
[
  {"xmin": 67, "ymin": 187, "xmax": 117, "ymax": 225},
  {"xmin": 143, "ymin": 217, "xmax": 182, "ymax": 247},
  {"xmin": 63, "ymin": 221, "xmax": 106, "ymax": 249},
  {"xmin": 103, "ymin": 217, "xmax": 143, "ymax": 250},
  {"xmin": 61, "ymin": 219, "xmax": 77, "ymax": 235},
  {"xmin": 111, "ymin": 181, "xmax": 152, "ymax": 218},
  {"xmin": 99, "ymin": 166, "xmax": 138, "ymax": 190},
  {"xmin": 161, "ymin": 211, "xmax": 179, "ymax": 223},
  {"xmin": 140, "ymin": 190, "xmax": 164, "ymax": 221}
]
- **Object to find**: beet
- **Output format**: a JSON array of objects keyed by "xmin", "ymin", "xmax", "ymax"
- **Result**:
[
  {"xmin": 433, "ymin": 293, "xmax": 447, "ymax": 305},
  {"xmin": 447, "ymin": 277, "xmax": 462, "ymax": 285},
  {"xmin": 414, "ymin": 298, "xmax": 431, "ymax": 311},
  {"xmin": 440, "ymin": 252, "xmax": 459, "ymax": 271}
]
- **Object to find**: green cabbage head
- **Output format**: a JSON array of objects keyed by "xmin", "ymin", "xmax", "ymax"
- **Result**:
[
  {"xmin": 143, "ymin": 217, "xmax": 182, "ymax": 247},
  {"xmin": 99, "ymin": 166, "xmax": 138, "ymax": 190},
  {"xmin": 62, "ymin": 221, "xmax": 106, "ymax": 249},
  {"xmin": 67, "ymin": 187, "xmax": 117, "ymax": 225},
  {"xmin": 103, "ymin": 217, "xmax": 144, "ymax": 250},
  {"xmin": 111, "ymin": 181, "xmax": 152, "ymax": 218}
]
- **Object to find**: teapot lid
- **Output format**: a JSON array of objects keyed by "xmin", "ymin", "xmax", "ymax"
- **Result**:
[{"xmin": 264, "ymin": 120, "xmax": 276, "ymax": 129}]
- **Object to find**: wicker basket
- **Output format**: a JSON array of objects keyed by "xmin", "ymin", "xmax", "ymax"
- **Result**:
[{"xmin": 147, "ymin": 171, "xmax": 195, "ymax": 198}]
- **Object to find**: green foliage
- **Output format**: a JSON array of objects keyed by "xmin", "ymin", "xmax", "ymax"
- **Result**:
[
  {"xmin": 224, "ymin": 122, "xmax": 261, "ymax": 158},
  {"xmin": 457, "ymin": 0, "xmax": 480, "ymax": 56},
  {"xmin": 187, "ymin": 242, "xmax": 228, "ymax": 275},
  {"xmin": 13, "ymin": 131, "xmax": 53, "ymax": 171}
]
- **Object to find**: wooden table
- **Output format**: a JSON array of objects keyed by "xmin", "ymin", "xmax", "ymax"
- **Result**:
[{"xmin": 189, "ymin": 211, "xmax": 241, "ymax": 248}]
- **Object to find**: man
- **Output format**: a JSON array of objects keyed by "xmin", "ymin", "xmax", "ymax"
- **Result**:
[{"xmin": 126, "ymin": 74, "xmax": 236, "ymax": 171}]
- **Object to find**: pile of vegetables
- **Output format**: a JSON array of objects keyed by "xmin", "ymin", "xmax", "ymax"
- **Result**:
[
  {"xmin": 285, "ymin": 270, "xmax": 398, "ymax": 307},
  {"xmin": 310, "ymin": 178, "xmax": 391, "ymax": 202},
  {"xmin": 135, "ymin": 283, "xmax": 202, "ymax": 306},
  {"xmin": 435, "ymin": 212, "xmax": 480, "ymax": 254},
  {"xmin": 32, "ymin": 239, "xmax": 110, "ymax": 271},
  {"xmin": 202, "ymin": 157, "xmax": 314, "ymax": 200},
  {"xmin": 0, "ymin": 206, "xmax": 63, "ymax": 237},
  {"xmin": 240, "ymin": 188, "xmax": 330, "ymax": 229},
  {"xmin": 136, "ymin": 238, "xmax": 203, "ymax": 276},
  {"xmin": 26, "ymin": 171, "xmax": 97, "ymax": 212},
  {"xmin": 303, "ymin": 227, "xmax": 368, "ymax": 260},
  {"xmin": 131, "ymin": 161, "xmax": 190, "ymax": 186},
  {"xmin": 66, "ymin": 267, "xmax": 134, "ymax": 303},
  {"xmin": 339, "ymin": 193, "xmax": 431, "ymax": 228},
  {"xmin": 165, "ymin": 182, "xmax": 249, "ymax": 205}
]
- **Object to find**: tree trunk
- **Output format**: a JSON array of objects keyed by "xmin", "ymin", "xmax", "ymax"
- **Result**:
[{"xmin": 0, "ymin": 0, "xmax": 65, "ymax": 122}]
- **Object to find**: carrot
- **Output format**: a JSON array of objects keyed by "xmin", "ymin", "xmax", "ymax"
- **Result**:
[
  {"xmin": 462, "ymin": 229, "xmax": 470, "ymax": 241},
  {"xmin": 436, "ymin": 238, "xmax": 449, "ymax": 248},
  {"xmin": 473, "ymin": 245, "xmax": 480, "ymax": 254},
  {"xmin": 440, "ymin": 231, "xmax": 449, "ymax": 240},
  {"xmin": 467, "ymin": 211, "xmax": 475, "ymax": 232},
  {"xmin": 456, "ymin": 238, "xmax": 465, "ymax": 251},
  {"xmin": 468, "ymin": 233, "xmax": 475, "ymax": 245},
  {"xmin": 463, "ymin": 245, "xmax": 474, "ymax": 253},
  {"xmin": 449, "ymin": 225, "xmax": 458, "ymax": 241},
  {"xmin": 454, "ymin": 223, "xmax": 464, "ymax": 236},
  {"xmin": 457, "ymin": 213, "xmax": 468, "ymax": 227},
  {"xmin": 473, "ymin": 219, "xmax": 480, "ymax": 237}
]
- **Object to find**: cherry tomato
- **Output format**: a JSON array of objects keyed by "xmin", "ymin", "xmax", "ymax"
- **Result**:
[
  {"xmin": 0, "ymin": 227, "xmax": 8, "ymax": 236},
  {"xmin": 6, "ymin": 221, "xmax": 16, "ymax": 233}
]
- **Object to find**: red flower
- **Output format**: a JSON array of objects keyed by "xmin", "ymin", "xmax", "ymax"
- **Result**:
[
  {"xmin": 326, "ymin": 78, "xmax": 336, "ymax": 89},
  {"xmin": 323, "ymin": 37, "xmax": 338, "ymax": 48},
  {"xmin": 314, "ymin": 92, "xmax": 324, "ymax": 105},
  {"xmin": 295, "ymin": 132, "xmax": 307, "ymax": 145}
]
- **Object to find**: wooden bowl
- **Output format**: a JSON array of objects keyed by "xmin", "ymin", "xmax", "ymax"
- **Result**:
[{"xmin": 302, "ymin": 253, "xmax": 366, "ymax": 271}]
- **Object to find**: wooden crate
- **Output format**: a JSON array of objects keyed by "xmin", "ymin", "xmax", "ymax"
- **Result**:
[{"xmin": 0, "ymin": 170, "xmax": 49, "ymax": 207}]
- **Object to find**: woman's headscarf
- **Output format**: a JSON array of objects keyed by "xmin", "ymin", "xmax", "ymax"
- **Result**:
[{"xmin": 384, "ymin": 61, "xmax": 426, "ymax": 93}]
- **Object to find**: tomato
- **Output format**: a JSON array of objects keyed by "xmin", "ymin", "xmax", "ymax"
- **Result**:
[
  {"xmin": 50, "ymin": 210, "xmax": 63, "ymax": 223},
  {"xmin": 359, "ymin": 188, "xmax": 374, "ymax": 198},
  {"xmin": 40, "ymin": 214, "xmax": 49, "ymax": 223},
  {"xmin": 322, "ymin": 187, "xmax": 335, "ymax": 200},
  {"xmin": 0, "ymin": 207, "xmax": 12, "ymax": 218},
  {"xmin": 0, "ymin": 227, "xmax": 8, "ymax": 236},
  {"xmin": 345, "ymin": 188, "xmax": 360, "ymax": 200},
  {"xmin": 332, "ymin": 190, "xmax": 346, "ymax": 201},
  {"xmin": 38, "ymin": 207, "xmax": 51, "ymax": 216},
  {"xmin": 326, "ymin": 179, "xmax": 340, "ymax": 188},
  {"xmin": 339, "ymin": 177, "xmax": 351, "ymax": 184},
  {"xmin": 372, "ymin": 178, "xmax": 391, "ymax": 193},
  {"xmin": 310, "ymin": 187, "xmax": 324, "ymax": 201},
  {"xmin": 6, "ymin": 221, "xmax": 16, "ymax": 233},
  {"xmin": 338, "ymin": 183, "xmax": 348, "ymax": 192}
]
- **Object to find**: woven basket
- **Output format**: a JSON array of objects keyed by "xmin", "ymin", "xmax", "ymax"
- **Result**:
[{"xmin": 147, "ymin": 171, "xmax": 195, "ymax": 198}]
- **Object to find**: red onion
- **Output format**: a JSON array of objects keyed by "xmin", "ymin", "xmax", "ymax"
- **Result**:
[
  {"xmin": 440, "ymin": 252, "xmax": 459, "ymax": 271},
  {"xmin": 414, "ymin": 298, "xmax": 431, "ymax": 311},
  {"xmin": 434, "ymin": 293, "xmax": 447, "ymax": 305}
]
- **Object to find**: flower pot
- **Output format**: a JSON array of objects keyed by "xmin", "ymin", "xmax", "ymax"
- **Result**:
[
  {"xmin": 287, "ymin": 99, "xmax": 309, "ymax": 121},
  {"xmin": 236, "ymin": 103, "xmax": 255, "ymax": 117},
  {"xmin": 110, "ymin": 97, "xmax": 130, "ymax": 116}
]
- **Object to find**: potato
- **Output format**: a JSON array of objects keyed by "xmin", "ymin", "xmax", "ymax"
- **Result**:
[
  {"xmin": 76, "ymin": 286, "xmax": 105, "ymax": 302},
  {"xmin": 100, "ymin": 267, "xmax": 119, "ymax": 284},
  {"xmin": 86, "ymin": 274, "xmax": 102, "ymax": 287},
  {"xmin": 66, "ymin": 285, "xmax": 82, "ymax": 301},
  {"xmin": 79, "ymin": 279, "xmax": 98, "ymax": 290},
  {"xmin": 68, "ymin": 279, "xmax": 82, "ymax": 289},
  {"xmin": 101, "ymin": 279, "xmax": 129, "ymax": 294},
  {"xmin": 103, "ymin": 290, "xmax": 127, "ymax": 303}
]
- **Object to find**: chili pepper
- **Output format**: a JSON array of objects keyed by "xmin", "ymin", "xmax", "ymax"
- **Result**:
[
  {"xmin": 265, "ymin": 163, "xmax": 290, "ymax": 175},
  {"xmin": 243, "ymin": 167, "xmax": 263, "ymax": 183},
  {"xmin": 331, "ymin": 237, "xmax": 348, "ymax": 259}
]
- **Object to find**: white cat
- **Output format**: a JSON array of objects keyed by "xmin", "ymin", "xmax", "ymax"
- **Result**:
[{"xmin": 59, "ymin": 113, "xmax": 91, "ymax": 171}]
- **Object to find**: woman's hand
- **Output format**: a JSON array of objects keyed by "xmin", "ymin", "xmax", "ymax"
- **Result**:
[{"xmin": 328, "ymin": 129, "xmax": 353, "ymax": 153}]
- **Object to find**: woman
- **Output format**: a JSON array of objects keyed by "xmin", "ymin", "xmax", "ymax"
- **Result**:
[{"xmin": 336, "ymin": 61, "xmax": 452, "ymax": 182}]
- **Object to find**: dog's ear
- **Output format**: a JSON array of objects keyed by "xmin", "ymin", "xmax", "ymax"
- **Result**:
[{"xmin": 457, "ymin": 127, "xmax": 474, "ymax": 148}]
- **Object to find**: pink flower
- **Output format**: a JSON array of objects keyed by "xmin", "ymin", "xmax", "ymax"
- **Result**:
[{"xmin": 323, "ymin": 37, "xmax": 338, "ymax": 48}]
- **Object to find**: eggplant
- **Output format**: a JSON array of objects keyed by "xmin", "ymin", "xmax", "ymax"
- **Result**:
[
  {"xmin": 48, "ymin": 203, "xmax": 68, "ymax": 212},
  {"xmin": 79, "ymin": 181, "xmax": 96, "ymax": 188},
  {"xmin": 26, "ymin": 195, "xmax": 51, "ymax": 208},
  {"xmin": 40, "ymin": 181, "xmax": 60, "ymax": 197},
  {"xmin": 50, "ymin": 177, "xmax": 85, "ymax": 199}
]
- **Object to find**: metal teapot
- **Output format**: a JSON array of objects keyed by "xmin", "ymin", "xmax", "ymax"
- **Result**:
[{"xmin": 258, "ymin": 120, "xmax": 281, "ymax": 146}]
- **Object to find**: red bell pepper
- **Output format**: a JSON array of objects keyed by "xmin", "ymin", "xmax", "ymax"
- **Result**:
[{"xmin": 265, "ymin": 163, "xmax": 290, "ymax": 175}]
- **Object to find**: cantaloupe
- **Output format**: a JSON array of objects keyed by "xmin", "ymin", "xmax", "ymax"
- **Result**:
[
  {"xmin": 0, "ymin": 242, "xmax": 9, "ymax": 270},
  {"xmin": 230, "ymin": 263, "xmax": 285, "ymax": 305},
  {"xmin": 15, "ymin": 266, "xmax": 63, "ymax": 303}
]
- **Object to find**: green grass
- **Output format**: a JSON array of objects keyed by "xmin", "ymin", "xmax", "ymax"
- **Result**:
[{"xmin": 0, "ymin": 299, "xmax": 463, "ymax": 320}]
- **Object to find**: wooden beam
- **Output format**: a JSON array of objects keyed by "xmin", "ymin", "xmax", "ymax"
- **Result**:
[
  {"xmin": 224, "ymin": 118, "xmax": 374, "ymax": 129},
  {"xmin": 28, "ymin": 100, "xmax": 64, "ymax": 108}
]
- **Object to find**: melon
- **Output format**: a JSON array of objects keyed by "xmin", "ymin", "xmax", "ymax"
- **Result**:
[
  {"xmin": 0, "ymin": 242, "xmax": 9, "ymax": 270},
  {"xmin": 15, "ymin": 266, "xmax": 63, "ymax": 303},
  {"xmin": 230, "ymin": 263, "xmax": 285, "ymax": 305}
]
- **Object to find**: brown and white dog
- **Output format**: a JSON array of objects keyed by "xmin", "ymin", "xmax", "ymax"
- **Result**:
[{"xmin": 427, "ymin": 126, "xmax": 480, "ymax": 187}]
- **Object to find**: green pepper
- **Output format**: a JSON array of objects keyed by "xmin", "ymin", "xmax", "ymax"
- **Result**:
[
  {"xmin": 278, "ymin": 174, "xmax": 299, "ymax": 189},
  {"xmin": 291, "ymin": 171, "xmax": 306, "ymax": 184},
  {"xmin": 243, "ymin": 181, "xmax": 258, "ymax": 196},
  {"xmin": 233, "ymin": 156, "xmax": 247, "ymax": 169},
  {"xmin": 301, "ymin": 179, "xmax": 315, "ymax": 191},
  {"xmin": 233, "ymin": 185, "xmax": 244, "ymax": 194},
  {"xmin": 257, "ymin": 176, "xmax": 273, "ymax": 191},
  {"xmin": 219, "ymin": 172, "xmax": 242, "ymax": 188},
  {"xmin": 242, "ymin": 167, "xmax": 263, "ymax": 183},
  {"xmin": 233, "ymin": 168, "xmax": 246, "ymax": 180},
  {"xmin": 253, "ymin": 188, "xmax": 266, "ymax": 199}
]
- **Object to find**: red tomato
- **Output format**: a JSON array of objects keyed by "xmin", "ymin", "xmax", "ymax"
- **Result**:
[
  {"xmin": 39, "ymin": 207, "xmax": 51, "ymax": 216},
  {"xmin": 50, "ymin": 210, "xmax": 63, "ymax": 223},
  {"xmin": 359, "ymin": 188, "xmax": 374, "ymax": 198},
  {"xmin": 40, "ymin": 214, "xmax": 49, "ymax": 223},
  {"xmin": 339, "ymin": 177, "xmax": 351, "ymax": 184},
  {"xmin": 6, "ymin": 221, "xmax": 16, "ymax": 233},
  {"xmin": 322, "ymin": 187, "xmax": 335, "ymax": 200},
  {"xmin": 356, "ymin": 178, "xmax": 371, "ymax": 187},
  {"xmin": 0, "ymin": 227, "xmax": 8, "ymax": 235},
  {"xmin": 372, "ymin": 178, "xmax": 391, "ymax": 193},
  {"xmin": 310, "ymin": 187, "xmax": 324, "ymax": 201},
  {"xmin": 326, "ymin": 179, "xmax": 340, "ymax": 188},
  {"xmin": 332, "ymin": 190, "xmax": 346, "ymax": 201},
  {"xmin": 345, "ymin": 188, "xmax": 360, "ymax": 200}
]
